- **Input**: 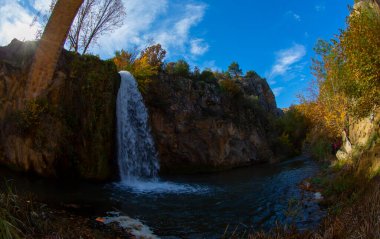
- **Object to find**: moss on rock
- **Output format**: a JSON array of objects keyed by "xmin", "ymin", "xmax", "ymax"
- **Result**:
[{"xmin": 0, "ymin": 40, "xmax": 120, "ymax": 181}]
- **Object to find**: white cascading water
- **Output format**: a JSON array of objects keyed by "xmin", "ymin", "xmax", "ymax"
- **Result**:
[
  {"xmin": 115, "ymin": 71, "xmax": 207, "ymax": 194},
  {"xmin": 116, "ymin": 71, "xmax": 159, "ymax": 182}
]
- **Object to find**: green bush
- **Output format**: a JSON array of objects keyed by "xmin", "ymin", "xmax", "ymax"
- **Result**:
[
  {"xmin": 199, "ymin": 70, "xmax": 217, "ymax": 84},
  {"xmin": 274, "ymin": 107, "xmax": 310, "ymax": 156},
  {"xmin": 219, "ymin": 79, "xmax": 242, "ymax": 98},
  {"xmin": 173, "ymin": 60, "xmax": 190, "ymax": 77},
  {"xmin": 312, "ymin": 137, "xmax": 332, "ymax": 160},
  {"xmin": 245, "ymin": 70, "xmax": 260, "ymax": 79}
]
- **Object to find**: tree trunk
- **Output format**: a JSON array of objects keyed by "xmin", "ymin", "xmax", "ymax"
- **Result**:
[{"xmin": 26, "ymin": 0, "xmax": 84, "ymax": 99}]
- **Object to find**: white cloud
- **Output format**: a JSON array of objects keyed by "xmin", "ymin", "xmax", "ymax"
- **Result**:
[
  {"xmin": 0, "ymin": 0, "xmax": 209, "ymax": 60},
  {"xmin": 272, "ymin": 87, "xmax": 284, "ymax": 97},
  {"xmin": 33, "ymin": 0, "xmax": 51, "ymax": 14},
  {"xmin": 200, "ymin": 60, "xmax": 219, "ymax": 71},
  {"xmin": 190, "ymin": 39, "xmax": 209, "ymax": 56},
  {"xmin": 268, "ymin": 44, "xmax": 306, "ymax": 80},
  {"xmin": 96, "ymin": 0, "xmax": 208, "ymax": 59},
  {"xmin": 286, "ymin": 11, "xmax": 301, "ymax": 22},
  {"xmin": 93, "ymin": 0, "xmax": 168, "ymax": 56},
  {"xmin": 293, "ymin": 13, "xmax": 301, "ymax": 21},
  {"xmin": 315, "ymin": 4, "xmax": 326, "ymax": 12},
  {"xmin": 0, "ymin": 0, "xmax": 40, "ymax": 46},
  {"xmin": 299, "ymin": 74, "xmax": 307, "ymax": 81}
]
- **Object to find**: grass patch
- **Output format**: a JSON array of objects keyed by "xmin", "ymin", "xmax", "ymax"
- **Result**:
[
  {"xmin": 0, "ymin": 179, "xmax": 131, "ymax": 238},
  {"xmin": 0, "ymin": 181, "xmax": 24, "ymax": 239}
]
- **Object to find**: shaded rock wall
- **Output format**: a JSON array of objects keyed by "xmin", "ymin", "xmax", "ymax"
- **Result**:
[
  {"xmin": 0, "ymin": 39, "xmax": 281, "ymax": 178},
  {"xmin": 0, "ymin": 39, "xmax": 120, "ymax": 181},
  {"xmin": 143, "ymin": 73, "xmax": 279, "ymax": 173}
]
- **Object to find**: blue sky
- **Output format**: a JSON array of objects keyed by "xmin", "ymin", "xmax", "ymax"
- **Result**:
[
  {"xmin": 193, "ymin": 0, "xmax": 353, "ymax": 107},
  {"xmin": 0, "ymin": 0, "xmax": 353, "ymax": 108}
]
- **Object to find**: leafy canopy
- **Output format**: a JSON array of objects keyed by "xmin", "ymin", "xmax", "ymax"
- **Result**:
[
  {"xmin": 113, "ymin": 44, "xmax": 167, "ymax": 93},
  {"xmin": 298, "ymin": 3, "xmax": 380, "ymax": 143},
  {"xmin": 227, "ymin": 61, "xmax": 243, "ymax": 78}
]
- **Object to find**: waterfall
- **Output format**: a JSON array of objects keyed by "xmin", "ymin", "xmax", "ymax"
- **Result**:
[
  {"xmin": 115, "ymin": 71, "xmax": 203, "ymax": 194},
  {"xmin": 116, "ymin": 71, "xmax": 159, "ymax": 182}
]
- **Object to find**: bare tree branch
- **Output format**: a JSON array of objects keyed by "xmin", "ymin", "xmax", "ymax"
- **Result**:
[
  {"xmin": 36, "ymin": 0, "xmax": 126, "ymax": 54},
  {"xmin": 68, "ymin": 0, "xmax": 96, "ymax": 52},
  {"xmin": 80, "ymin": 0, "xmax": 125, "ymax": 54}
]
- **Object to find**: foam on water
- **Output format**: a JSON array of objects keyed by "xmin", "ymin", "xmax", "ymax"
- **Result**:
[
  {"xmin": 114, "ymin": 179, "xmax": 209, "ymax": 194},
  {"xmin": 104, "ymin": 212, "xmax": 158, "ymax": 239}
]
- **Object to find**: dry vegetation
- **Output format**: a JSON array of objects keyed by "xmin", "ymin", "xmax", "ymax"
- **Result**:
[{"xmin": 0, "ymin": 181, "xmax": 132, "ymax": 239}]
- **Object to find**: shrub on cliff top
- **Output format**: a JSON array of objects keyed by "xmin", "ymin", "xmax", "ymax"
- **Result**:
[
  {"xmin": 173, "ymin": 60, "xmax": 190, "ymax": 77},
  {"xmin": 199, "ymin": 69, "xmax": 218, "ymax": 84},
  {"xmin": 227, "ymin": 61, "xmax": 242, "ymax": 79},
  {"xmin": 113, "ymin": 44, "xmax": 166, "ymax": 93},
  {"xmin": 140, "ymin": 44, "xmax": 166, "ymax": 69},
  {"xmin": 219, "ymin": 79, "xmax": 242, "ymax": 98},
  {"xmin": 245, "ymin": 70, "xmax": 260, "ymax": 79}
]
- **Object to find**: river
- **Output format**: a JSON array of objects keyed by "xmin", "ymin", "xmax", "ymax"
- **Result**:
[{"xmin": 0, "ymin": 155, "xmax": 324, "ymax": 238}]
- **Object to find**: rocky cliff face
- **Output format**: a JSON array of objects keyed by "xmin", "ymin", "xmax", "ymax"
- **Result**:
[
  {"xmin": 0, "ymin": 39, "xmax": 281, "ymax": 178},
  {"xmin": 143, "ymin": 73, "xmax": 280, "ymax": 173},
  {"xmin": 349, "ymin": 110, "xmax": 380, "ymax": 147},
  {"xmin": 0, "ymin": 39, "xmax": 120, "ymax": 181},
  {"xmin": 337, "ymin": 109, "xmax": 379, "ymax": 161}
]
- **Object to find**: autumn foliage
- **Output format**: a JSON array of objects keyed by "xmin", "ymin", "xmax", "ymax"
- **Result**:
[
  {"xmin": 113, "ymin": 44, "xmax": 166, "ymax": 93},
  {"xmin": 340, "ymin": 3, "xmax": 380, "ymax": 116},
  {"xmin": 297, "ymin": 3, "xmax": 380, "ymax": 149}
]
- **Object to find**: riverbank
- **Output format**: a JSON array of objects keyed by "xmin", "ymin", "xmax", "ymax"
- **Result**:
[
  {"xmin": 0, "ymin": 181, "xmax": 133, "ymax": 238},
  {"xmin": 247, "ymin": 143, "xmax": 380, "ymax": 239},
  {"xmin": 312, "ymin": 145, "xmax": 380, "ymax": 238}
]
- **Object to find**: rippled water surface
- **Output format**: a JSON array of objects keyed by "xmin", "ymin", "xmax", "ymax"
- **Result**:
[{"xmin": 1, "ymin": 156, "xmax": 324, "ymax": 238}]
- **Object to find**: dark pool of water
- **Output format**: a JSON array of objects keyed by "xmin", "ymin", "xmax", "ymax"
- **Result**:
[{"xmin": 0, "ymin": 155, "xmax": 324, "ymax": 238}]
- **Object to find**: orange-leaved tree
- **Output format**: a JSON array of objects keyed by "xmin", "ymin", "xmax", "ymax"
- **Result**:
[
  {"xmin": 339, "ymin": 2, "xmax": 380, "ymax": 116},
  {"xmin": 113, "ymin": 44, "xmax": 167, "ymax": 93},
  {"xmin": 298, "ymin": 2, "xmax": 379, "ymax": 139}
]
